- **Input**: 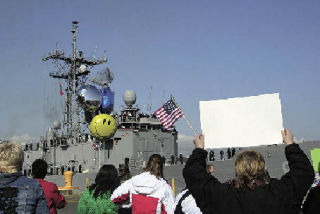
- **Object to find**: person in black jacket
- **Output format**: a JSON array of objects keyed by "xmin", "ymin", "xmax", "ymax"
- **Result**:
[
  {"xmin": 302, "ymin": 163, "xmax": 320, "ymax": 214},
  {"xmin": 183, "ymin": 128, "xmax": 314, "ymax": 214}
]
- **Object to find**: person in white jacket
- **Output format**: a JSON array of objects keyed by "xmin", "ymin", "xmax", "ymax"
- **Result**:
[
  {"xmin": 111, "ymin": 154, "xmax": 175, "ymax": 214},
  {"xmin": 174, "ymin": 188, "xmax": 202, "ymax": 214}
]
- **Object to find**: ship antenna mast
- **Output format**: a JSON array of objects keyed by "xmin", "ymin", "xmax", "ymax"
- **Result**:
[
  {"xmin": 42, "ymin": 21, "xmax": 107, "ymax": 143},
  {"xmin": 147, "ymin": 86, "xmax": 152, "ymax": 114}
]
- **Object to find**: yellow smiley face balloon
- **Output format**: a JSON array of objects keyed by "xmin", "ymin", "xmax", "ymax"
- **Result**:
[{"xmin": 89, "ymin": 114, "xmax": 117, "ymax": 140}]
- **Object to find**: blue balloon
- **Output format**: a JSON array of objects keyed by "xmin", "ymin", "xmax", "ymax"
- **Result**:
[{"xmin": 100, "ymin": 87, "xmax": 114, "ymax": 114}]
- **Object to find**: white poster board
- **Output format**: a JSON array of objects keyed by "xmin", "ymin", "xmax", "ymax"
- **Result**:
[{"xmin": 199, "ymin": 93, "xmax": 283, "ymax": 149}]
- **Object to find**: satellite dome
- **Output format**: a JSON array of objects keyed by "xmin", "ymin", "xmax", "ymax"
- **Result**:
[
  {"xmin": 79, "ymin": 64, "xmax": 87, "ymax": 73},
  {"xmin": 123, "ymin": 90, "xmax": 136, "ymax": 107},
  {"xmin": 53, "ymin": 121, "xmax": 61, "ymax": 130}
]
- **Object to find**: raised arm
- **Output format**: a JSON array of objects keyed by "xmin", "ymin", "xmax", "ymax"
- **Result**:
[
  {"xmin": 183, "ymin": 135, "xmax": 227, "ymax": 212},
  {"xmin": 280, "ymin": 128, "xmax": 315, "ymax": 203}
]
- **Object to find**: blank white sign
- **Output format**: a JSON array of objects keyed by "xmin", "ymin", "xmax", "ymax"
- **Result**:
[{"xmin": 199, "ymin": 93, "xmax": 284, "ymax": 149}]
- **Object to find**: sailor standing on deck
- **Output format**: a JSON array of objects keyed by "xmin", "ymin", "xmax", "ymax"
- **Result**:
[{"xmin": 171, "ymin": 154, "xmax": 175, "ymax": 165}]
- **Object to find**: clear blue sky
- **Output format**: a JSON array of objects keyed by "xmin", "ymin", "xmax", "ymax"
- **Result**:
[{"xmin": 1, "ymin": 0, "xmax": 320, "ymax": 140}]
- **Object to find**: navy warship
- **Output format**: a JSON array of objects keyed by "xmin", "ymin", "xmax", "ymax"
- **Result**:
[{"xmin": 21, "ymin": 21, "xmax": 178, "ymax": 176}]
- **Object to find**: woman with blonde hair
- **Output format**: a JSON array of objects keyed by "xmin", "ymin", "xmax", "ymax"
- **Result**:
[
  {"xmin": 0, "ymin": 142, "xmax": 49, "ymax": 213},
  {"xmin": 234, "ymin": 150, "xmax": 270, "ymax": 189},
  {"xmin": 111, "ymin": 154, "xmax": 175, "ymax": 214},
  {"xmin": 183, "ymin": 128, "xmax": 315, "ymax": 214}
]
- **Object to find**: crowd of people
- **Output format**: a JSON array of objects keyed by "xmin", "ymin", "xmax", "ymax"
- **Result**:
[{"xmin": 1, "ymin": 128, "xmax": 319, "ymax": 213}]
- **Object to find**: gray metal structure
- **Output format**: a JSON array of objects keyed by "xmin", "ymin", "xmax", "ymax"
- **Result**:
[
  {"xmin": 22, "ymin": 21, "xmax": 178, "ymax": 176},
  {"xmin": 42, "ymin": 21, "xmax": 107, "ymax": 141}
]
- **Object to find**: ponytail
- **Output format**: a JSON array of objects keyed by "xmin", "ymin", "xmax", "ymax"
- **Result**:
[{"xmin": 145, "ymin": 154, "xmax": 164, "ymax": 179}]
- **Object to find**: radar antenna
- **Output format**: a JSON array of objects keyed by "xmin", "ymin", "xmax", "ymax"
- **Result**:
[
  {"xmin": 42, "ymin": 21, "xmax": 107, "ymax": 143},
  {"xmin": 90, "ymin": 67, "xmax": 114, "ymax": 87},
  {"xmin": 93, "ymin": 45, "xmax": 98, "ymax": 60},
  {"xmin": 147, "ymin": 86, "xmax": 152, "ymax": 113}
]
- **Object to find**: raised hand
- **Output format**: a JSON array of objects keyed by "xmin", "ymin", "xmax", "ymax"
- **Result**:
[
  {"xmin": 193, "ymin": 135, "xmax": 204, "ymax": 149},
  {"xmin": 281, "ymin": 128, "xmax": 293, "ymax": 146}
]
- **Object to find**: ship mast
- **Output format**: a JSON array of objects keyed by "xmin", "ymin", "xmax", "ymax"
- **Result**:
[{"xmin": 42, "ymin": 21, "xmax": 107, "ymax": 143}]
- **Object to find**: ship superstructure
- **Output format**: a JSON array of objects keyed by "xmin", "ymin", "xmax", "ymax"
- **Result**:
[{"xmin": 22, "ymin": 21, "xmax": 178, "ymax": 176}]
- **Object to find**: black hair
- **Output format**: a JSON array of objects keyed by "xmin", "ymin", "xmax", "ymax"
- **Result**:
[
  {"xmin": 89, "ymin": 164, "xmax": 120, "ymax": 199},
  {"xmin": 32, "ymin": 159, "xmax": 48, "ymax": 179}
]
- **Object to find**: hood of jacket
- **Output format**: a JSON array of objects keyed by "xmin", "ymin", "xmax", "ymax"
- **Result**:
[
  {"xmin": 0, "ymin": 172, "xmax": 22, "ymax": 186},
  {"xmin": 131, "ymin": 172, "xmax": 165, "ymax": 195}
]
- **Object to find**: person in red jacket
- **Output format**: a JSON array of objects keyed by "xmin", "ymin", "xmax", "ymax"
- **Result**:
[{"xmin": 32, "ymin": 159, "xmax": 67, "ymax": 214}]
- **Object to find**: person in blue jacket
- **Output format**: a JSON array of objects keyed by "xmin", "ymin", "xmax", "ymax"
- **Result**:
[{"xmin": 0, "ymin": 142, "xmax": 49, "ymax": 214}]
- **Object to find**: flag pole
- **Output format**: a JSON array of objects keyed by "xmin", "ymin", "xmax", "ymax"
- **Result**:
[{"xmin": 171, "ymin": 95, "xmax": 198, "ymax": 137}]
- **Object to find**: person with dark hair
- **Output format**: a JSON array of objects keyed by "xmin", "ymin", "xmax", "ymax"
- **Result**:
[
  {"xmin": 32, "ymin": 159, "xmax": 66, "ymax": 214},
  {"xmin": 209, "ymin": 150, "xmax": 215, "ymax": 161},
  {"xmin": 227, "ymin": 148, "xmax": 231, "ymax": 159},
  {"xmin": 183, "ymin": 128, "xmax": 315, "ymax": 214},
  {"xmin": 0, "ymin": 143, "xmax": 49, "ymax": 213},
  {"xmin": 111, "ymin": 154, "xmax": 175, "ymax": 213},
  {"xmin": 119, "ymin": 164, "xmax": 131, "ymax": 184},
  {"xmin": 231, "ymin": 147, "xmax": 236, "ymax": 157},
  {"xmin": 77, "ymin": 164, "xmax": 120, "ymax": 214},
  {"xmin": 171, "ymin": 154, "xmax": 175, "ymax": 165},
  {"xmin": 220, "ymin": 150, "xmax": 224, "ymax": 160},
  {"xmin": 118, "ymin": 164, "xmax": 132, "ymax": 214},
  {"xmin": 179, "ymin": 153, "xmax": 184, "ymax": 165}
]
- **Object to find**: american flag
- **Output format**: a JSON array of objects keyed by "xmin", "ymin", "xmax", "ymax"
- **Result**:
[{"xmin": 154, "ymin": 97, "xmax": 183, "ymax": 129}]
